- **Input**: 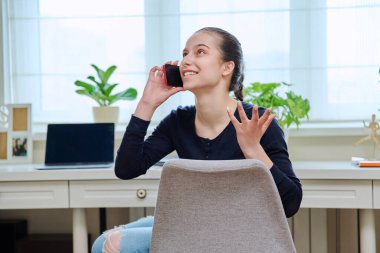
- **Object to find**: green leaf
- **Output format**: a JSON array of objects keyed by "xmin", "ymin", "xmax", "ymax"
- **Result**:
[
  {"xmin": 91, "ymin": 64, "xmax": 105, "ymax": 82},
  {"xmin": 102, "ymin": 66, "xmax": 117, "ymax": 85},
  {"xmin": 108, "ymin": 88, "xmax": 138, "ymax": 105},
  {"xmin": 75, "ymin": 90, "xmax": 104, "ymax": 106},
  {"xmin": 74, "ymin": 81, "xmax": 96, "ymax": 93},
  {"xmin": 243, "ymin": 81, "xmax": 310, "ymax": 129},
  {"xmin": 87, "ymin": 76, "xmax": 102, "ymax": 87},
  {"xmin": 119, "ymin": 88, "xmax": 138, "ymax": 99},
  {"xmin": 104, "ymin": 83, "xmax": 118, "ymax": 96}
]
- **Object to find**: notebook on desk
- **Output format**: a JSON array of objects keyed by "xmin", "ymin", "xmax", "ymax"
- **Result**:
[{"xmin": 36, "ymin": 123, "xmax": 114, "ymax": 170}]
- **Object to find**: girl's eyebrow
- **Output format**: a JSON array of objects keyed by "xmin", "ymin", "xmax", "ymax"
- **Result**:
[
  {"xmin": 182, "ymin": 43, "xmax": 210, "ymax": 52},
  {"xmin": 194, "ymin": 43, "xmax": 210, "ymax": 49}
]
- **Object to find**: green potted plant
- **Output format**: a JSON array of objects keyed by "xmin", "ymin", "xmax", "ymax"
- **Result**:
[
  {"xmin": 244, "ymin": 82, "xmax": 310, "ymax": 140},
  {"xmin": 74, "ymin": 64, "xmax": 138, "ymax": 123}
]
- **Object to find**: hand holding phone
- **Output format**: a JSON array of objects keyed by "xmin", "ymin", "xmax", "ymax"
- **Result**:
[{"xmin": 163, "ymin": 64, "xmax": 183, "ymax": 87}]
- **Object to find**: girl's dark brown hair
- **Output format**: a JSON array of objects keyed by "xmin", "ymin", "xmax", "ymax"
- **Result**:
[{"xmin": 197, "ymin": 27, "xmax": 244, "ymax": 101}]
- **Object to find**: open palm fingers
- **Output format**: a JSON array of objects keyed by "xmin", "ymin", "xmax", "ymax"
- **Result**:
[
  {"xmin": 252, "ymin": 107, "xmax": 276, "ymax": 134},
  {"xmin": 228, "ymin": 104, "xmax": 275, "ymax": 136},
  {"xmin": 236, "ymin": 101, "xmax": 249, "ymax": 123},
  {"xmin": 227, "ymin": 106, "xmax": 241, "ymax": 129}
]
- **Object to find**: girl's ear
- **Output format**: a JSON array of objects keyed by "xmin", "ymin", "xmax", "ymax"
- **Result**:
[{"xmin": 222, "ymin": 61, "xmax": 235, "ymax": 77}]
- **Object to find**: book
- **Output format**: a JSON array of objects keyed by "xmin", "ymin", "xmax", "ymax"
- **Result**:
[{"xmin": 359, "ymin": 161, "xmax": 380, "ymax": 167}]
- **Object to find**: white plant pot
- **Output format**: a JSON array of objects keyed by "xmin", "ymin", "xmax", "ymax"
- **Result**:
[{"xmin": 92, "ymin": 107, "xmax": 119, "ymax": 123}]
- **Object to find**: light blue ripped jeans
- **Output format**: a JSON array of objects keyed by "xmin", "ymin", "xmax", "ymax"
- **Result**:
[{"xmin": 91, "ymin": 216, "xmax": 154, "ymax": 253}]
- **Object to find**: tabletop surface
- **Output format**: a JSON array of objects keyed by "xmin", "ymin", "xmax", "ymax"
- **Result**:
[{"xmin": 0, "ymin": 161, "xmax": 379, "ymax": 181}]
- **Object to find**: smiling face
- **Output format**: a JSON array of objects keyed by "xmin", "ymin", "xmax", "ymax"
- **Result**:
[{"xmin": 180, "ymin": 31, "xmax": 232, "ymax": 92}]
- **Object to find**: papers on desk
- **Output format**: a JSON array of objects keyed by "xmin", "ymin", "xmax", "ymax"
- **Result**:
[{"xmin": 352, "ymin": 157, "xmax": 380, "ymax": 167}]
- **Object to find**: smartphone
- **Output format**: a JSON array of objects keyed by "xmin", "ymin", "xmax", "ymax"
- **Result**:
[{"xmin": 163, "ymin": 64, "xmax": 183, "ymax": 87}]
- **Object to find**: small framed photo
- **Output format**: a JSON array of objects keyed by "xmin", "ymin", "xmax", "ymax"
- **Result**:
[
  {"xmin": 0, "ymin": 131, "xmax": 7, "ymax": 160},
  {"xmin": 9, "ymin": 104, "xmax": 31, "ymax": 133},
  {"xmin": 0, "ymin": 104, "xmax": 32, "ymax": 164},
  {"xmin": 11, "ymin": 136, "xmax": 29, "ymax": 158}
]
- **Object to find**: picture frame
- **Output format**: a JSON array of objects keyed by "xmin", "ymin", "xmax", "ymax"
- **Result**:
[
  {"xmin": 0, "ymin": 104, "xmax": 32, "ymax": 164},
  {"xmin": 11, "ymin": 135, "xmax": 29, "ymax": 158}
]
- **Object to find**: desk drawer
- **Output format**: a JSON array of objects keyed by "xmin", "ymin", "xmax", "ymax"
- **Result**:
[
  {"xmin": 70, "ymin": 180, "xmax": 159, "ymax": 208},
  {"xmin": 300, "ymin": 180, "xmax": 372, "ymax": 208},
  {"xmin": 0, "ymin": 181, "xmax": 69, "ymax": 209}
]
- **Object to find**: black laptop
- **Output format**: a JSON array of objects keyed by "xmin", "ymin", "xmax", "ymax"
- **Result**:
[{"xmin": 36, "ymin": 123, "xmax": 114, "ymax": 169}]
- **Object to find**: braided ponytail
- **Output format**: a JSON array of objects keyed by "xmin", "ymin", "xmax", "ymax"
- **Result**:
[{"xmin": 234, "ymin": 73, "xmax": 244, "ymax": 101}]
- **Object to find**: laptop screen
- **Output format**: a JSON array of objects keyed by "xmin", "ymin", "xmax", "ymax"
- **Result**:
[{"xmin": 45, "ymin": 123, "xmax": 114, "ymax": 165}]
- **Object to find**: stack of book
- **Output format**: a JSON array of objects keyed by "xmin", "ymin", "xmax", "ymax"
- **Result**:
[
  {"xmin": 358, "ymin": 161, "xmax": 380, "ymax": 167},
  {"xmin": 352, "ymin": 157, "xmax": 380, "ymax": 167}
]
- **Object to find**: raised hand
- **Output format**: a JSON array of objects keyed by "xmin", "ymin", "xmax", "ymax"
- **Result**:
[
  {"xmin": 135, "ymin": 61, "xmax": 184, "ymax": 121},
  {"xmin": 141, "ymin": 62, "xmax": 184, "ymax": 109},
  {"xmin": 227, "ymin": 101, "xmax": 276, "ymax": 167}
]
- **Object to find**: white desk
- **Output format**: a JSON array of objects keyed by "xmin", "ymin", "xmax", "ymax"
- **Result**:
[
  {"xmin": 294, "ymin": 161, "xmax": 378, "ymax": 253},
  {"xmin": 0, "ymin": 161, "xmax": 379, "ymax": 253},
  {"xmin": 0, "ymin": 164, "xmax": 160, "ymax": 253}
]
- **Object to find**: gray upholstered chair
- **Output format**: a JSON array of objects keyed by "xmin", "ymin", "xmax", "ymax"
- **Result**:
[{"xmin": 150, "ymin": 159, "xmax": 296, "ymax": 253}]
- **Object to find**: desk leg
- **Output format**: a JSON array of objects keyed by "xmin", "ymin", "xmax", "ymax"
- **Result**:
[
  {"xmin": 73, "ymin": 208, "xmax": 88, "ymax": 253},
  {"xmin": 359, "ymin": 209, "xmax": 376, "ymax": 253}
]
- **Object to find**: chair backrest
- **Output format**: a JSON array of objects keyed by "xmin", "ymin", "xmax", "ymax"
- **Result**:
[{"xmin": 150, "ymin": 159, "xmax": 296, "ymax": 253}]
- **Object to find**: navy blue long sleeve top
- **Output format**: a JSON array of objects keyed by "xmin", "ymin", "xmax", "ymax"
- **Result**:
[{"xmin": 115, "ymin": 101, "xmax": 302, "ymax": 217}]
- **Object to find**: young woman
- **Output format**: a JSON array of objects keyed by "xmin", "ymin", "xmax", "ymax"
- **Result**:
[{"xmin": 92, "ymin": 27, "xmax": 302, "ymax": 253}]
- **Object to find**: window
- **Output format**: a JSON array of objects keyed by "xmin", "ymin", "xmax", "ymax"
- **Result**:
[
  {"xmin": 3, "ymin": 0, "xmax": 146, "ymax": 122},
  {"xmin": 179, "ymin": 0, "xmax": 380, "ymax": 120},
  {"xmin": 323, "ymin": 0, "xmax": 380, "ymax": 119},
  {"xmin": 1, "ymin": 0, "xmax": 379, "ymax": 124}
]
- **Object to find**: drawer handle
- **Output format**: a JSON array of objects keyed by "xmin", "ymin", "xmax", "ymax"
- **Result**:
[{"xmin": 137, "ymin": 189, "xmax": 147, "ymax": 199}]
